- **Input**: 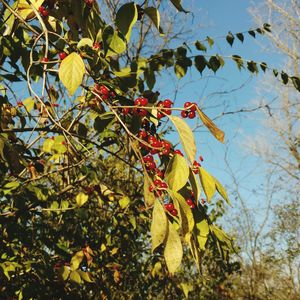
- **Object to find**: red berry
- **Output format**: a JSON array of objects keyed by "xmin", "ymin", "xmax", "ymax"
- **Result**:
[
  {"xmin": 189, "ymin": 203, "xmax": 196, "ymax": 209},
  {"xmin": 155, "ymin": 169, "xmax": 164, "ymax": 178},
  {"xmin": 110, "ymin": 91, "xmax": 116, "ymax": 98},
  {"xmin": 157, "ymin": 111, "xmax": 164, "ymax": 119},
  {"xmin": 181, "ymin": 110, "xmax": 188, "ymax": 118},
  {"xmin": 139, "ymin": 97, "xmax": 148, "ymax": 106},
  {"xmin": 184, "ymin": 101, "xmax": 192, "ymax": 109},
  {"xmin": 151, "ymin": 140, "xmax": 161, "ymax": 149},
  {"xmin": 157, "ymin": 101, "xmax": 164, "ymax": 108},
  {"xmin": 159, "ymin": 182, "xmax": 168, "ymax": 189},
  {"xmin": 52, "ymin": 103, "xmax": 59, "ymax": 107},
  {"xmin": 149, "ymin": 185, "xmax": 155, "ymax": 192},
  {"xmin": 170, "ymin": 209, "xmax": 178, "ymax": 216},
  {"xmin": 139, "ymin": 130, "xmax": 147, "ymax": 139},
  {"xmin": 163, "ymin": 99, "xmax": 173, "ymax": 108},
  {"xmin": 93, "ymin": 42, "xmax": 101, "ymax": 50},
  {"xmin": 188, "ymin": 111, "xmax": 196, "ymax": 119},
  {"xmin": 163, "ymin": 108, "xmax": 172, "ymax": 115},
  {"xmin": 138, "ymin": 108, "xmax": 147, "ymax": 117},
  {"xmin": 162, "ymin": 140, "xmax": 171, "ymax": 149},
  {"xmin": 162, "ymin": 148, "xmax": 170, "ymax": 156},
  {"xmin": 201, "ymin": 198, "xmax": 206, "ymax": 205},
  {"xmin": 134, "ymin": 98, "xmax": 141, "ymax": 106},
  {"xmin": 17, "ymin": 101, "xmax": 23, "ymax": 107},
  {"xmin": 41, "ymin": 9, "xmax": 49, "ymax": 17},
  {"xmin": 143, "ymin": 155, "xmax": 153, "ymax": 163},
  {"xmin": 174, "ymin": 149, "xmax": 183, "ymax": 156},
  {"xmin": 154, "ymin": 179, "xmax": 162, "ymax": 186},
  {"xmin": 58, "ymin": 52, "xmax": 67, "ymax": 60},
  {"xmin": 38, "ymin": 6, "xmax": 45, "ymax": 13},
  {"xmin": 190, "ymin": 102, "xmax": 198, "ymax": 112},
  {"xmin": 165, "ymin": 203, "xmax": 174, "ymax": 211},
  {"xmin": 148, "ymin": 136, "xmax": 156, "ymax": 144},
  {"xmin": 186, "ymin": 199, "xmax": 194, "ymax": 206},
  {"xmin": 41, "ymin": 57, "xmax": 49, "ymax": 63},
  {"xmin": 146, "ymin": 161, "xmax": 156, "ymax": 170},
  {"xmin": 122, "ymin": 107, "xmax": 130, "ymax": 115},
  {"xmin": 100, "ymin": 85, "xmax": 109, "ymax": 96}
]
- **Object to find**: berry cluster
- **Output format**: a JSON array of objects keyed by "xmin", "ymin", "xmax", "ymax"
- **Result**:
[
  {"xmin": 186, "ymin": 191, "xmax": 196, "ymax": 209},
  {"xmin": 164, "ymin": 203, "xmax": 178, "ymax": 216},
  {"xmin": 157, "ymin": 99, "xmax": 173, "ymax": 119},
  {"xmin": 181, "ymin": 101, "xmax": 197, "ymax": 119},
  {"xmin": 93, "ymin": 84, "xmax": 115, "ymax": 101},
  {"xmin": 38, "ymin": 6, "xmax": 49, "ymax": 17}
]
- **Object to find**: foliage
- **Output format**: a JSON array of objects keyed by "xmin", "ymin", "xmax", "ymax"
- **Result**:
[{"xmin": 0, "ymin": 0, "xmax": 297, "ymax": 298}]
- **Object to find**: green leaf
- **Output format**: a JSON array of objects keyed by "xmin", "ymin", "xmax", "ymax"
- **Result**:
[
  {"xmin": 208, "ymin": 56, "xmax": 221, "ymax": 73},
  {"xmin": 194, "ymin": 55, "xmax": 207, "ymax": 74},
  {"xmin": 164, "ymin": 221, "xmax": 183, "ymax": 274},
  {"xmin": 119, "ymin": 196, "xmax": 130, "ymax": 209},
  {"xmin": 144, "ymin": 176, "xmax": 156, "ymax": 207},
  {"xmin": 165, "ymin": 155, "xmax": 190, "ymax": 192},
  {"xmin": 69, "ymin": 270, "xmax": 82, "ymax": 284},
  {"xmin": 236, "ymin": 33, "xmax": 244, "ymax": 43},
  {"xmin": 247, "ymin": 61, "xmax": 259, "ymax": 74},
  {"xmin": 76, "ymin": 192, "xmax": 89, "ymax": 207},
  {"xmin": 115, "ymin": 2, "xmax": 138, "ymax": 42},
  {"xmin": 273, "ymin": 69, "xmax": 279, "ymax": 77},
  {"xmin": 226, "ymin": 31, "xmax": 234, "ymax": 46},
  {"xmin": 281, "ymin": 71, "xmax": 289, "ymax": 85},
  {"xmin": 168, "ymin": 116, "xmax": 196, "ymax": 163},
  {"xmin": 169, "ymin": 0, "xmax": 189, "ymax": 13},
  {"xmin": 144, "ymin": 7, "xmax": 163, "ymax": 34},
  {"xmin": 198, "ymin": 167, "xmax": 216, "ymax": 202},
  {"xmin": 248, "ymin": 30, "xmax": 256, "ymax": 38},
  {"xmin": 59, "ymin": 53, "xmax": 85, "ymax": 96},
  {"xmin": 196, "ymin": 107, "xmax": 225, "ymax": 143},
  {"xmin": 103, "ymin": 26, "xmax": 127, "ymax": 57},
  {"xmin": 151, "ymin": 200, "xmax": 168, "ymax": 252},
  {"xmin": 77, "ymin": 38, "xmax": 93, "ymax": 49},
  {"xmin": 291, "ymin": 76, "xmax": 300, "ymax": 92},
  {"xmin": 195, "ymin": 41, "xmax": 207, "ymax": 52}
]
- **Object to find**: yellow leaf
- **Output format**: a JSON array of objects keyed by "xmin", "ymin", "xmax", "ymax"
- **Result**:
[
  {"xmin": 196, "ymin": 218, "xmax": 210, "ymax": 250},
  {"xmin": 17, "ymin": 0, "xmax": 44, "ymax": 20},
  {"xmin": 196, "ymin": 107, "xmax": 225, "ymax": 143},
  {"xmin": 165, "ymin": 154, "xmax": 189, "ymax": 191},
  {"xmin": 23, "ymin": 97, "xmax": 35, "ymax": 112},
  {"xmin": 144, "ymin": 176, "xmax": 156, "ymax": 207},
  {"xmin": 76, "ymin": 192, "xmax": 89, "ymax": 207},
  {"xmin": 70, "ymin": 250, "xmax": 84, "ymax": 271},
  {"xmin": 164, "ymin": 221, "xmax": 183, "ymax": 274},
  {"xmin": 214, "ymin": 177, "xmax": 231, "ymax": 205},
  {"xmin": 69, "ymin": 270, "xmax": 82, "ymax": 284},
  {"xmin": 168, "ymin": 116, "xmax": 196, "ymax": 163},
  {"xmin": 119, "ymin": 196, "xmax": 130, "ymax": 209},
  {"xmin": 59, "ymin": 266, "xmax": 70, "ymax": 281},
  {"xmin": 59, "ymin": 53, "xmax": 85, "ymax": 96},
  {"xmin": 169, "ymin": 190, "xmax": 194, "ymax": 242},
  {"xmin": 151, "ymin": 200, "xmax": 168, "ymax": 252},
  {"xmin": 189, "ymin": 168, "xmax": 201, "ymax": 202},
  {"xmin": 77, "ymin": 270, "xmax": 94, "ymax": 283},
  {"xmin": 198, "ymin": 167, "xmax": 216, "ymax": 202}
]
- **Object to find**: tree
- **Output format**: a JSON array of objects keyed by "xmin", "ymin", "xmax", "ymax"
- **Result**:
[{"xmin": 0, "ymin": 0, "xmax": 299, "ymax": 299}]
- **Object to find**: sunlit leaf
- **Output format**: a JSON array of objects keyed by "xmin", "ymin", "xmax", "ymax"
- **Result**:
[
  {"xmin": 165, "ymin": 155, "xmax": 190, "ymax": 191},
  {"xmin": 198, "ymin": 167, "xmax": 216, "ymax": 202},
  {"xmin": 164, "ymin": 221, "xmax": 183, "ymax": 274},
  {"xmin": 59, "ymin": 53, "xmax": 85, "ymax": 96},
  {"xmin": 69, "ymin": 270, "xmax": 81, "ymax": 284},
  {"xmin": 169, "ymin": 115, "xmax": 196, "ymax": 162},
  {"xmin": 196, "ymin": 107, "xmax": 225, "ymax": 143},
  {"xmin": 76, "ymin": 192, "xmax": 89, "ymax": 207},
  {"xmin": 70, "ymin": 251, "xmax": 84, "ymax": 271},
  {"xmin": 144, "ymin": 176, "xmax": 156, "ymax": 207},
  {"xmin": 151, "ymin": 200, "xmax": 168, "ymax": 252}
]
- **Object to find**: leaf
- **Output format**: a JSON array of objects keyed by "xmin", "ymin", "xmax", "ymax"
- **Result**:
[
  {"xmin": 59, "ymin": 266, "xmax": 70, "ymax": 281},
  {"xmin": 247, "ymin": 61, "xmax": 258, "ymax": 74},
  {"xmin": 248, "ymin": 30, "xmax": 256, "ymax": 38},
  {"xmin": 260, "ymin": 62, "xmax": 267, "ymax": 72},
  {"xmin": 77, "ymin": 270, "xmax": 94, "ymax": 283},
  {"xmin": 69, "ymin": 270, "xmax": 82, "ymax": 284},
  {"xmin": 119, "ymin": 196, "xmax": 130, "ymax": 209},
  {"xmin": 144, "ymin": 7, "xmax": 163, "ymax": 34},
  {"xmin": 77, "ymin": 38, "xmax": 93, "ymax": 49},
  {"xmin": 236, "ymin": 33, "xmax": 244, "ymax": 43},
  {"xmin": 169, "ymin": 190, "xmax": 194, "ymax": 242},
  {"xmin": 196, "ymin": 107, "xmax": 225, "ymax": 143},
  {"xmin": 116, "ymin": 2, "xmax": 138, "ymax": 42},
  {"xmin": 169, "ymin": 0, "xmax": 189, "ymax": 13},
  {"xmin": 23, "ymin": 97, "xmax": 35, "ymax": 112},
  {"xmin": 273, "ymin": 69, "xmax": 278, "ymax": 77},
  {"xmin": 165, "ymin": 155, "xmax": 190, "ymax": 191},
  {"xmin": 43, "ymin": 139, "xmax": 54, "ymax": 153},
  {"xmin": 144, "ymin": 176, "xmax": 156, "ymax": 207},
  {"xmin": 206, "ymin": 36, "xmax": 214, "ymax": 48},
  {"xmin": 59, "ymin": 53, "xmax": 85, "ymax": 96},
  {"xmin": 195, "ymin": 41, "xmax": 207, "ymax": 52},
  {"xmin": 189, "ymin": 168, "xmax": 201, "ymax": 202},
  {"xmin": 232, "ymin": 55, "xmax": 244, "ymax": 70},
  {"xmin": 164, "ymin": 221, "xmax": 183, "ymax": 274},
  {"xmin": 70, "ymin": 251, "xmax": 84, "ymax": 271},
  {"xmin": 208, "ymin": 56, "xmax": 221, "ymax": 73},
  {"xmin": 103, "ymin": 26, "xmax": 127, "ymax": 57},
  {"xmin": 180, "ymin": 282, "xmax": 194, "ymax": 299},
  {"xmin": 151, "ymin": 200, "xmax": 168, "ymax": 252},
  {"xmin": 281, "ymin": 71, "xmax": 289, "ymax": 85},
  {"xmin": 174, "ymin": 61, "xmax": 187, "ymax": 78},
  {"xmin": 263, "ymin": 23, "xmax": 271, "ymax": 32},
  {"xmin": 194, "ymin": 55, "xmax": 207, "ymax": 74},
  {"xmin": 198, "ymin": 167, "xmax": 216, "ymax": 202},
  {"xmin": 291, "ymin": 76, "xmax": 300, "ymax": 92},
  {"xmin": 76, "ymin": 192, "xmax": 89, "ymax": 207},
  {"xmin": 226, "ymin": 31, "xmax": 234, "ymax": 46},
  {"xmin": 168, "ymin": 115, "xmax": 196, "ymax": 163},
  {"xmin": 215, "ymin": 178, "xmax": 230, "ymax": 204},
  {"xmin": 195, "ymin": 217, "xmax": 210, "ymax": 250},
  {"xmin": 17, "ymin": 0, "xmax": 45, "ymax": 20}
]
